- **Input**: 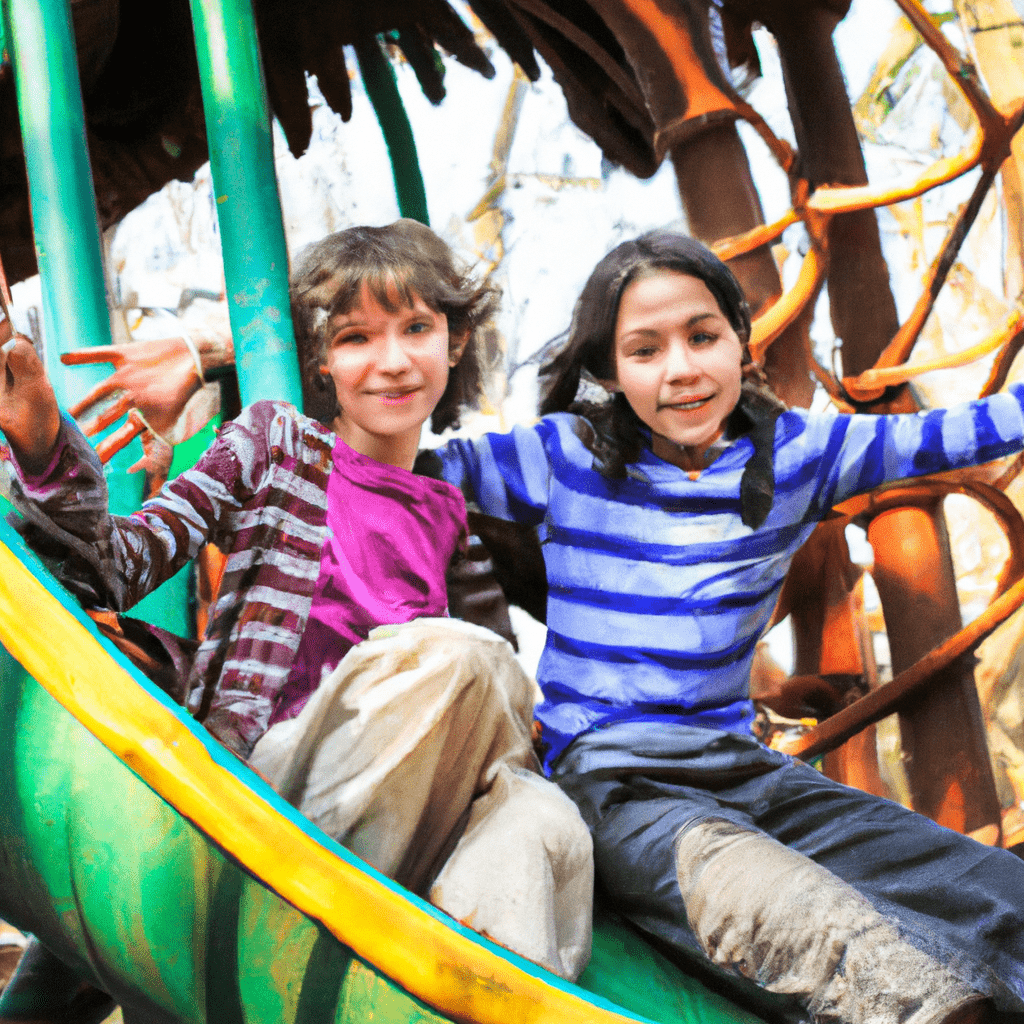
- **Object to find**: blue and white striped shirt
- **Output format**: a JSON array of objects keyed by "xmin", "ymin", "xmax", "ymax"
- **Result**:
[{"xmin": 438, "ymin": 386, "xmax": 1024, "ymax": 771}]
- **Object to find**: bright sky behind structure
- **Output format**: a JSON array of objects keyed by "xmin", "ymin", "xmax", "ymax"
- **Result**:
[
  {"xmin": 11, "ymin": 0, "xmax": 909, "ymax": 407},
  {"xmin": 91, "ymin": 0, "xmax": 906, "ymax": 415}
]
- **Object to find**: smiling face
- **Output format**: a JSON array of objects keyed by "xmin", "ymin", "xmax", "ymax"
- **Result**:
[
  {"xmin": 608, "ymin": 269, "xmax": 744, "ymax": 472},
  {"xmin": 321, "ymin": 280, "xmax": 461, "ymax": 469}
]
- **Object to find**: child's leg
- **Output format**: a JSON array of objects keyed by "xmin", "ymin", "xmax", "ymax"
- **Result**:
[
  {"xmin": 251, "ymin": 618, "xmax": 537, "ymax": 887},
  {"xmin": 574, "ymin": 781, "xmax": 989, "ymax": 1024},
  {"xmin": 556, "ymin": 724, "xmax": 1024, "ymax": 1021},
  {"xmin": 428, "ymin": 762, "xmax": 593, "ymax": 980},
  {"xmin": 675, "ymin": 817, "xmax": 982, "ymax": 1024},
  {"xmin": 249, "ymin": 618, "xmax": 593, "ymax": 978}
]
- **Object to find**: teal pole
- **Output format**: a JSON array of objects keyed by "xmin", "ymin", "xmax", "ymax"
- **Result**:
[
  {"xmin": 1, "ymin": 0, "xmax": 189, "ymax": 635},
  {"xmin": 187, "ymin": 0, "xmax": 303, "ymax": 410},
  {"xmin": 1, "ymin": 0, "xmax": 113, "ymax": 408},
  {"xmin": 355, "ymin": 37, "xmax": 430, "ymax": 226}
]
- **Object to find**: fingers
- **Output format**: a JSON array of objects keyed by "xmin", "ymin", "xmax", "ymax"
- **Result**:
[
  {"xmin": 60, "ymin": 346, "xmax": 122, "ymax": 367},
  {"xmin": 129, "ymin": 430, "xmax": 173, "ymax": 478},
  {"xmin": 94, "ymin": 408, "xmax": 173, "ymax": 473},
  {"xmin": 62, "ymin": 347, "xmax": 124, "ymax": 418},
  {"xmin": 94, "ymin": 411, "xmax": 145, "ymax": 464},
  {"xmin": 79, "ymin": 394, "xmax": 133, "ymax": 437},
  {"xmin": 67, "ymin": 376, "xmax": 125, "ymax": 418}
]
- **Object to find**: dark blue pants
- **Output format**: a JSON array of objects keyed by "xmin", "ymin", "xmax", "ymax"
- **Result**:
[{"xmin": 553, "ymin": 722, "xmax": 1024, "ymax": 1014}]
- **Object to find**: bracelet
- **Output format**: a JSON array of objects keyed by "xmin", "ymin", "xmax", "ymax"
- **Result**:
[{"xmin": 179, "ymin": 329, "xmax": 205, "ymax": 385}]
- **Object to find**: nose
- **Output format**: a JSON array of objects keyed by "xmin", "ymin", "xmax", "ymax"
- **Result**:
[
  {"xmin": 664, "ymin": 340, "xmax": 699, "ymax": 382},
  {"xmin": 379, "ymin": 331, "xmax": 414, "ymax": 374}
]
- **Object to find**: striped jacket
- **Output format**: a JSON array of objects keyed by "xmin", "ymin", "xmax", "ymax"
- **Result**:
[
  {"xmin": 437, "ymin": 386, "xmax": 1024, "ymax": 771},
  {"xmin": 5, "ymin": 401, "xmax": 334, "ymax": 756}
]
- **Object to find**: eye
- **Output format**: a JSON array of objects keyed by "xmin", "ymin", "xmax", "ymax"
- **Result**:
[
  {"xmin": 690, "ymin": 331, "xmax": 718, "ymax": 347},
  {"xmin": 331, "ymin": 331, "xmax": 367, "ymax": 347},
  {"xmin": 406, "ymin": 319, "xmax": 433, "ymax": 335},
  {"xmin": 622, "ymin": 333, "xmax": 663, "ymax": 357}
]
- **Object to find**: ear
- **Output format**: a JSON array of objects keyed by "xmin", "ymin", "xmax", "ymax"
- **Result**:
[{"xmin": 448, "ymin": 330, "xmax": 470, "ymax": 368}]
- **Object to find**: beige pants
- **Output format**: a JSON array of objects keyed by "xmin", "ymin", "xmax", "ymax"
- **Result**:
[{"xmin": 249, "ymin": 618, "xmax": 593, "ymax": 980}]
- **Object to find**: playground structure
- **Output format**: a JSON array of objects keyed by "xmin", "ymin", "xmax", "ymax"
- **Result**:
[{"xmin": 2, "ymin": 0, "xmax": 1024, "ymax": 1021}]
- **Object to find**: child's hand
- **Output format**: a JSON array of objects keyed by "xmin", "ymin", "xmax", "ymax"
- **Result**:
[
  {"xmin": 0, "ymin": 335, "xmax": 61, "ymax": 474},
  {"xmin": 62, "ymin": 337, "xmax": 205, "ymax": 442},
  {"xmin": 61, "ymin": 335, "xmax": 227, "ymax": 472}
]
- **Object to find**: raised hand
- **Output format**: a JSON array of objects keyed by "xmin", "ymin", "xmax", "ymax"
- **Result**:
[
  {"xmin": 0, "ymin": 333, "xmax": 62, "ymax": 474},
  {"xmin": 62, "ymin": 336, "xmax": 204, "ymax": 441},
  {"xmin": 60, "ymin": 333, "xmax": 231, "ymax": 475}
]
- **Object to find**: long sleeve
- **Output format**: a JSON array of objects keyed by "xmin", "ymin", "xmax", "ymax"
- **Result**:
[
  {"xmin": 431, "ymin": 392, "xmax": 1024, "ymax": 770},
  {"xmin": 3, "ymin": 406, "xmax": 270, "ymax": 612},
  {"xmin": 435, "ymin": 417, "xmax": 567, "ymax": 526},
  {"xmin": 3, "ymin": 400, "xmax": 332, "ymax": 758},
  {"xmin": 787, "ymin": 384, "xmax": 1024, "ymax": 519}
]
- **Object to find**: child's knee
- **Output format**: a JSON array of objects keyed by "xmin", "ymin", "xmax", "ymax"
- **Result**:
[{"xmin": 501, "ymin": 767, "xmax": 593, "ymax": 870}]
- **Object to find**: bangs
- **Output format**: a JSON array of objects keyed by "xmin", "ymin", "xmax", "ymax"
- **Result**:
[
  {"xmin": 304, "ymin": 260, "xmax": 464, "ymax": 326},
  {"xmin": 315, "ymin": 267, "xmax": 426, "ymax": 321}
]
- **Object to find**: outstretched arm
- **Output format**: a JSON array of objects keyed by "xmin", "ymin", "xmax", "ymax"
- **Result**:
[
  {"xmin": 4, "ymin": 395, "xmax": 270, "ymax": 614},
  {"xmin": 434, "ymin": 419, "xmax": 560, "ymax": 527},
  {"xmin": 807, "ymin": 384, "xmax": 1024, "ymax": 513},
  {"xmin": 0, "ymin": 336, "xmax": 61, "ymax": 474}
]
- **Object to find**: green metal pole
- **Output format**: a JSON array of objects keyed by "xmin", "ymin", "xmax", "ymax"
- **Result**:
[
  {"xmin": 1, "ymin": 0, "xmax": 192, "ymax": 633},
  {"xmin": 1, "ymin": 0, "xmax": 113, "ymax": 407},
  {"xmin": 187, "ymin": 0, "xmax": 303, "ymax": 410},
  {"xmin": 355, "ymin": 38, "xmax": 430, "ymax": 226}
]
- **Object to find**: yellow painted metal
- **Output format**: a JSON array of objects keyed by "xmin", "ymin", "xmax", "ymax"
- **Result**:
[
  {"xmin": 749, "ymin": 227, "xmax": 827, "ymax": 362},
  {"xmin": 0, "ymin": 535, "xmax": 651, "ymax": 1024},
  {"xmin": 845, "ymin": 307, "xmax": 1024, "ymax": 395}
]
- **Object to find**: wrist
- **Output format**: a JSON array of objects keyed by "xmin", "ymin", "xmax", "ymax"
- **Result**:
[
  {"xmin": 10, "ymin": 415, "xmax": 64, "ymax": 479},
  {"xmin": 199, "ymin": 333, "xmax": 234, "ymax": 371},
  {"xmin": 178, "ymin": 299, "xmax": 234, "ymax": 379}
]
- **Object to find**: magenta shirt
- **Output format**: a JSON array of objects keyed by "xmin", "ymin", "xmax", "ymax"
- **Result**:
[{"xmin": 269, "ymin": 437, "xmax": 468, "ymax": 724}]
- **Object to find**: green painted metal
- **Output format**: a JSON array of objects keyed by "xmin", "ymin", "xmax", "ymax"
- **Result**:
[
  {"xmin": 356, "ymin": 37, "xmax": 431, "ymax": 226},
  {"xmin": 0, "ymin": 513, "xmax": 763, "ymax": 1024},
  {"xmin": 128, "ymin": 422, "xmax": 222, "ymax": 638},
  {"xmin": 0, "ymin": 0, "xmax": 111, "ymax": 408},
  {"xmin": 0, "ymin": 649, "xmax": 441, "ymax": 1023},
  {"xmin": 0, "ymin": 0, "xmax": 193, "ymax": 638},
  {"xmin": 187, "ymin": 0, "xmax": 303, "ymax": 410}
]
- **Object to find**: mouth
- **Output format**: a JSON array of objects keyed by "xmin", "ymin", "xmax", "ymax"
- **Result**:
[
  {"xmin": 661, "ymin": 395, "xmax": 714, "ymax": 411},
  {"xmin": 375, "ymin": 387, "xmax": 420, "ymax": 406}
]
